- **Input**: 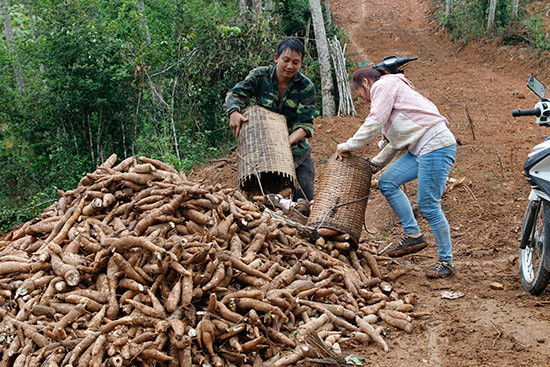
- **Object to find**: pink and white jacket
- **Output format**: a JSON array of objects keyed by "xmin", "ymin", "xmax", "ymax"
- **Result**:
[{"xmin": 338, "ymin": 74, "xmax": 456, "ymax": 168}]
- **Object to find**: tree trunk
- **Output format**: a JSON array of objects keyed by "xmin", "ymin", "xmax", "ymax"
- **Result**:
[
  {"xmin": 137, "ymin": 0, "xmax": 151, "ymax": 45},
  {"xmin": 304, "ymin": 17, "xmax": 311, "ymax": 49},
  {"xmin": 251, "ymin": 0, "xmax": 262, "ymax": 18},
  {"xmin": 239, "ymin": 0, "xmax": 247, "ymax": 15},
  {"xmin": 512, "ymin": 0, "xmax": 519, "ymax": 19},
  {"xmin": 445, "ymin": 0, "xmax": 453, "ymax": 16},
  {"xmin": 324, "ymin": 0, "xmax": 331, "ymax": 26},
  {"xmin": 0, "ymin": 0, "xmax": 25, "ymax": 96},
  {"xmin": 487, "ymin": 0, "xmax": 497, "ymax": 30},
  {"xmin": 308, "ymin": 0, "xmax": 336, "ymax": 117},
  {"xmin": 29, "ymin": 4, "xmax": 47, "ymax": 85},
  {"xmin": 170, "ymin": 75, "xmax": 181, "ymax": 161}
]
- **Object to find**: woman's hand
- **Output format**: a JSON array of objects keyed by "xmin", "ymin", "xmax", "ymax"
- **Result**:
[
  {"xmin": 368, "ymin": 160, "xmax": 381, "ymax": 173},
  {"xmin": 335, "ymin": 147, "xmax": 350, "ymax": 161}
]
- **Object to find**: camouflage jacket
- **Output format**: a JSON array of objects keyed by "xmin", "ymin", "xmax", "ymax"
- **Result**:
[{"xmin": 225, "ymin": 64, "xmax": 316, "ymax": 167}]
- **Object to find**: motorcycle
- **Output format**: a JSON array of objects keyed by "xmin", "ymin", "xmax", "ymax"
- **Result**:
[
  {"xmin": 359, "ymin": 55, "xmax": 418, "ymax": 74},
  {"xmin": 374, "ymin": 55, "xmax": 418, "ymax": 74},
  {"xmin": 513, "ymin": 75, "xmax": 550, "ymax": 295}
]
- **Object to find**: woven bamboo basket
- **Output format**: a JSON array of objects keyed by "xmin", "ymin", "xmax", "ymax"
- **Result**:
[
  {"xmin": 237, "ymin": 106, "xmax": 296, "ymax": 194},
  {"xmin": 307, "ymin": 153, "xmax": 372, "ymax": 244}
]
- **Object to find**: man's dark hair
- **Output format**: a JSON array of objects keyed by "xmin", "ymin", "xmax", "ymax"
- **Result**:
[{"xmin": 277, "ymin": 38, "xmax": 305, "ymax": 60}]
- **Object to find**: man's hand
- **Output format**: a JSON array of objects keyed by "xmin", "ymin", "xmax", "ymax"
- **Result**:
[
  {"xmin": 289, "ymin": 128, "xmax": 307, "ymax": 145},
  {"xmin": 229, "ymin": 111, "xmax": 248, "ymax": 139}
]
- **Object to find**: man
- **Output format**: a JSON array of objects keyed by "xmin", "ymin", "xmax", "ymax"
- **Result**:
[{"xmin": 224, "ymin": 38, "xmax": 316, "ymax": 203}]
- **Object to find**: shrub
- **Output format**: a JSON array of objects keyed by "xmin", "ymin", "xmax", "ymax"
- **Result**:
[
  {"xmin": 436, "ymin": 0, "xmax": 550, "ymax": 51},
  {"xmin": 0, "ymin": 0, "xmax": 343, "ymax": 232}
]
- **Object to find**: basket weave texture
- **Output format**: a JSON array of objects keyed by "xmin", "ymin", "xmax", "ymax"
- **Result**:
[
  {"xmin": 307, "ymin": 153, "xmax": 372, "ymax": 244},
  {"xmin": 237, "ymin": 106, "xmax": 296, "ymax": 194}
]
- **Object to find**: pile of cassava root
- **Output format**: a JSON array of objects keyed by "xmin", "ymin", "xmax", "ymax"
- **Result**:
[{"xmin": 0, "ymin": 154, "xmax": 422, "ymax": 367}]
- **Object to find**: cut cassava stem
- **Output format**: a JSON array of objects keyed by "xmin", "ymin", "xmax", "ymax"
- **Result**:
[
  {"xmin": 53, "ymin": 303, "xmax": 86, "ymax": 338},
  {"xmin": 50, "ymin": 196, "xmax": 87, "ymax": 246},
  {"xmin": 0, "ymin": 154, "xmax": 421, "ymax": 367},
  {"xmin": 355, "ymin": 316, "xmax": 389, "ymax": 351},
  {"xmin": 111, "ymin": 252, "xmax": 147, "ymax": 284},
  {"xmin": 220, "ymin": 252, "xmax": 271, "ymax": 281},
  {"xmin": 295, "ymin": 313, "xmax": 330, "ymax": 338},
  {"xmin": 298, "ymin": 299, "xmax": 355, "ymax": 320},
  {"xmin": 364, "ymin": 253, "xmax": 382, "ymax": 279},
  {"xmin": 165, "ymin": 278, "xmax": 181, "ymax": 313},
  {"xmin": 134, "ymin": 194, "xmax": 185, "ymax": 235},
  {"xmin": 138, "ymin": 156, "xmax": 178, "ymax": 174},
  {"xmin": 8, "ymin": 318, "xmax": 49, "ymax": 348},
  {"xmin": 220, "ymin": 289, "xmax": 264, "ymax": 304},
  {"xmin": 378, "ymin": 309, "xmax": 413, "ymax": 333},
  {"xmin": 107, "ymin": 236, "xmax": 167, "ymax": 255},
  {"xmin": 50, "ymin": 253, "xmax": 80, "ymax": 286}
]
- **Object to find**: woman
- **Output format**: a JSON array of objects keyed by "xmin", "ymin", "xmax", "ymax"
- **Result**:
[{"xmin": 336, "ymin": 67, "xmax": 457, "ymax": 278}]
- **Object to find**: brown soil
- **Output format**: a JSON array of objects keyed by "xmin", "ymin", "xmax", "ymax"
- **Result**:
[{"xmin": 191, "ymin": 0, "xmax": 550, "ymax": 365}]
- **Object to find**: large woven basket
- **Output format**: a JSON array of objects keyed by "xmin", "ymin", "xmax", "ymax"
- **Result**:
[
  {"xmin": 307, "ymin": 153, "xmax": 372, "ymax": 244},
  {"xmin": 237, "ymin": 106, "xmax": 296, "ymax": 194}
]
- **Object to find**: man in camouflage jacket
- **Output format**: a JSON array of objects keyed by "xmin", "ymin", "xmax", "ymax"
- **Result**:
[{"xmin": 225, "ymin": 38, "xmax": 317, "ymax": 202}]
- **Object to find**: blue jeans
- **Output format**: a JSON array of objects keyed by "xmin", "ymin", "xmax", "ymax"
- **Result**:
[{"xmin": 378, "ymin": 145, "xmax": 457, "ymax": 262}]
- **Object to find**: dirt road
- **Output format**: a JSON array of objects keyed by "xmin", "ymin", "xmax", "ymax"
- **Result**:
[
  {"xmin": 191, "ymin": 0, "xmax": 550, "ymax": 365},
  {"xmin": 320, "ymin": 0, "xmax": 550, "ymax": 365}
]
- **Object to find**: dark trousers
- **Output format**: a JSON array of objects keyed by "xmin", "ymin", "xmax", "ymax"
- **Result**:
[{"xmin": 293, "ymin": 154, "xmax": 315, "ymax": 202}]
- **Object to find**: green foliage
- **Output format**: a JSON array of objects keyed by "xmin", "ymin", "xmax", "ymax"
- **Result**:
[
  {"xmin": 0, "ymin": 189, "xmax": 56, "ymax": 234},
  {"xmin": 522, "ymin": 13, "xmax": 550, "ymax": 51},
  {"xmin": 173, "ymin": 0, "xmax": 280, "ymax": 155},
  {"xmin": 0, "ymin": 0, "xmax": 342, "ymax": 233},
  {"xmin": 275, "ymin": 0, "xmax": 312, "ymax": 36},
  {"xmin": 436, "ymin": 0, "xmax": 550, "ymax": 51},
  {"xmin": 437, "ymin": 0, "xmax": 504, "ymax": 41}
]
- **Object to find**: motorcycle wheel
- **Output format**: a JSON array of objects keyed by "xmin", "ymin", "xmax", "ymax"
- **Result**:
[{"xmin": 519, "ymin": 200, "xmax": 550, "ymax": 295}]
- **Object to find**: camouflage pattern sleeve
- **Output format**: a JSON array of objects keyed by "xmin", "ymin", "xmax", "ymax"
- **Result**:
[
  {"xmin": 291, "ymin": 78, "xmax": 316, "ymax": 138},
  {"xmin": 224, "ymin": 68, "xmax": 261, "ymax": 116}
]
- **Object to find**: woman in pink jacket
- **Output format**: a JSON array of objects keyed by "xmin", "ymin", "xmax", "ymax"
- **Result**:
[{"xmin": 337, "ymin": 67, "xmax": 457, "ymax": 278}]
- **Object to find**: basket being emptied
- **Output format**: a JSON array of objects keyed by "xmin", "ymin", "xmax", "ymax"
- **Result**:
[
  {"xmin": 237, "ymin": 106, "xmax": 297, "ymax": 195},
  {"xmin": 307, "ymin": 153, "xmax": 372, "ymax": 245}
]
